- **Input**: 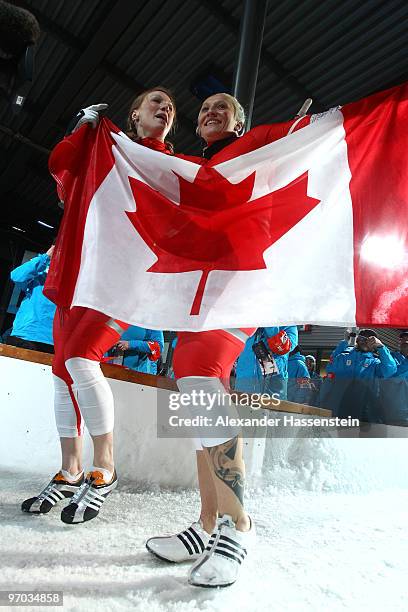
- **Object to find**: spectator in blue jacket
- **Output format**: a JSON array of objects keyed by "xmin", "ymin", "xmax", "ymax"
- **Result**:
[
  {"xmin": 114, "ymin": 326, "xmax": 164, "ymax": 374},
  {"xmin": 323, "ymin": 329, "xmax": 397, "ymax": 423},
  {"xmin": 7, "ymin": 246, "xmax": 56, "ymax": 353},
  {"xmin": 330, "ymin": 329, "xmax": 359, "ymax": 360},
  {"xmin": 287, "ymin": 346, "xmax": 311, "ymax": 404},
  {"xmin": 378, "ymin": 331, "xmax": 408, "ymax": 425},
  {"xmin": 391, "ymin": 332, "xmax": 408, "ymax": 375},
  {"xmin": 235, "ymin": 326, "xmax": 298, "ymax": 399}
]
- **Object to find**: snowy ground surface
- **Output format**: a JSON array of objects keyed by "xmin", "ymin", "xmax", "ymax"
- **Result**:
[{"xmin": 1, "ymin": 470, "xmax": 407, "ymax": 612}]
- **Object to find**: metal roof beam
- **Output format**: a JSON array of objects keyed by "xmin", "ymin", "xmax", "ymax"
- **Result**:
[
  {"xmin": 233, "ymin": 0, "xmax": 269, "ymax": 128},
  {"xmin": 202, "ymin": 0, "xmax": 320, "ymax": 108}
]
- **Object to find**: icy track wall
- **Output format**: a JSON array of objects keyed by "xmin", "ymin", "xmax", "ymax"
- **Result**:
[
  {"xmin": 0, "ymin": 357, "xmax": 197, "ymax": 488},
  {"xmin": 261, "ymin": 433, "xmax": 408, "ymax": 494},
  {"xmin": 1, "ymin": 355, "xmax": 407, "ymax": 493}
]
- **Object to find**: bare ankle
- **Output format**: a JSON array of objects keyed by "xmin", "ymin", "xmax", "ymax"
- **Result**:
[
  {"xmin": 92, "ymin": 457, "xmax": 114, "ymax": 472},
  {"xmin": 200, "ymin": 513, "xmax": 217, "ymax": 534},
  {"xmin": 235, "ymin": 513, "xmax": 251, "ymax": 532}
]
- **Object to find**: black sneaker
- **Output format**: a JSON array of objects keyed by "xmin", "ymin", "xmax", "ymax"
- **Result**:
[
  {"xmin": 60, "ymin": 469, "xmax": 117, "ymax": 524},
  {"xmin": 21, "ymin": 471, "xmax": 84, "ymax": 514}
]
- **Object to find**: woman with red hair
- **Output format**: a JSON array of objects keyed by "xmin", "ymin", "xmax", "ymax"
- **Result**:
[{"xmin": 22, "ymin": 88, "xmax": 176, "ymax": 525}]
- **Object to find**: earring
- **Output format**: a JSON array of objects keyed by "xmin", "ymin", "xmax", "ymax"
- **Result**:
[{"xmin": 235, "ymin": 123, "xmax": 243, "ymax": 137}]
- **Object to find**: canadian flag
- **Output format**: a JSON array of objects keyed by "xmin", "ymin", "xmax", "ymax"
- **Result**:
[{"xmin": 45, "ymin": 84, "xmax": 408, "ymax": 331}]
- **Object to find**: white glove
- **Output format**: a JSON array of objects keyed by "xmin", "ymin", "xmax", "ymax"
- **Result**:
[{"xmin": 69, "ymin": 103, "xmax": 108, "ymax": 133}]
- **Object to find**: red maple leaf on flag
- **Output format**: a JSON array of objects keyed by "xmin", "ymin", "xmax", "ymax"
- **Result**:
[{"xmin": 126, "ymin": 166, "xmax": 320, "ymax": 315}]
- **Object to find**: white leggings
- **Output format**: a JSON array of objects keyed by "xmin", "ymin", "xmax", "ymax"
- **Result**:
[
  {"xmin": 53, "ymin": 357, "xmax": 114, "ymax": 438},
  {"xmin": 177, "ymin": 376, "xmax": 241, "ymax": 450}
]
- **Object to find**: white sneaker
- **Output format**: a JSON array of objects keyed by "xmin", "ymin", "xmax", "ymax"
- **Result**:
[
  {"xmin": 146, "ymin": 521, "xmax": 211, "ymax": 562},
  {"xmin": 188, "ymin": 515, "xmax": 255, "ymax": 588}
]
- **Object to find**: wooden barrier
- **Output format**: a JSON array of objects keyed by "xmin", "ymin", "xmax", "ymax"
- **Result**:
[{"xmin": 0, "ymin": 343, "xmax": 331, "ymax": 417}]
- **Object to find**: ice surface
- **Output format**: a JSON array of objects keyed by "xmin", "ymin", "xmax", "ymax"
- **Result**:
[
  {"xmin": 2, "ymin": 358, "xmax": 407, "ymax": 609},
  {"xmin": 1, "ymin": 469, "xmax": 407, "ymax": 612}
]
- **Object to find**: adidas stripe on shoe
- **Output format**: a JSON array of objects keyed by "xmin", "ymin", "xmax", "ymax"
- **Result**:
[
  {"xmin": 21, "ymin": 471, "xmax": 84, "ymax": 514},
  {"xmin": 146, "ymin": 521, "xmax": 211, "ymax": 562},
  {"xmin": 60, "ymin": 469, "xmax": 117, "ymax": 524},
  {"xmin": 188, "ymin": 514, "xmax": 255, "ymax": 588}
]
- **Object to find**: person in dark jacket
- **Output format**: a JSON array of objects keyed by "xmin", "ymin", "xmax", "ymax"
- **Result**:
[
  {"xmin": 7, "ymin": 245, "xmax": 56, "ymax": 353},
  {"xmin": 323, "ymin": 329, "xmax": 397, "ymax": 422}
]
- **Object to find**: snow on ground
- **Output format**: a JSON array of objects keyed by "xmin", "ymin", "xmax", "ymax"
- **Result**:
[{"xmin": 0, "ymin": 470, "xmax": 407, "ymax": 612}]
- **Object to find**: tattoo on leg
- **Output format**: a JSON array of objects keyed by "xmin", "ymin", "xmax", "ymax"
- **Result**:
[{"xmin": 208, "ymin": 437, "xmax": 245, "ymax": 506}]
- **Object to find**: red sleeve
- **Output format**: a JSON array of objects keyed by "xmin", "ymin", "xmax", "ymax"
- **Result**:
[
  {"xmin": 49, "ymin": 125, "xmax": 88, "ymax": 178},
  {"xmin": 267, "ymin": 330, "xmax": 292, "ymax": 355},
  {"xmin": 248, "ymin": 116, "xmax": 310, "ymax": 148},
  {"xmin": 45, "ymin": 119, "xmax": 118, "ymax": 308},
  {"xmin": 203, "ymin": 117, "xmax": 311, "ymax": 165},
  {"xmin": 48, "ymin": 125, "xmax": 90, "ymax": 205}
]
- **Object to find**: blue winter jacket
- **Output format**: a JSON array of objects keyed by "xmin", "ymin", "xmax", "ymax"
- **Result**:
[
  {"xmin": 323, "ymin": 344, "xmax": 397, "ymax": 422},
  {"xmin": 378, "ymin": 351, "xmax": 408, "ymax": 424},
  {"xmin": 391, "ymin": 351, "xmax": 408, "ymax": 378},
  {"xmin": 327, "ymin": 345, "xmax": 396, "ymax": 380},
  {"xmin": 235, "ymin": 326, "xmax": 298, "ymax": 398},
  {"xmin": 331, "ymin": 339, "xmax": 352, "ymax": 359},
  {"xmin": 308, "ymin": 371, "xmax": 323, "ymax": 407},
  {"xmin": 287, "ymin": 352, "xmax": 311, "ymax": 404},
  {"xmin": 10, "ymin": 254, "xmax": 56, "ymax": 345},
  {"xmin": 120, "ymin": 326, "xmax": 164, "ymax": 374}
]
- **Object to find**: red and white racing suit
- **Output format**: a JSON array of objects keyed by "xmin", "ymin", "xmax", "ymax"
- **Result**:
[
  {"xmin": 172, "ymin": 119, "xmax": 308, "ymax": 447},
  {"xmin": 52, "ymin": 138, "xmax": 172, "ymax": 438}
]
